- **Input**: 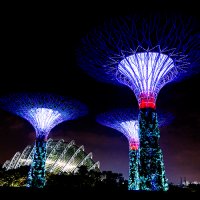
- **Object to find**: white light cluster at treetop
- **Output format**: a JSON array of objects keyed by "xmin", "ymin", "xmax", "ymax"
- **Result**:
[
  {"xmin": 28, "ymin": 108, "xmax": 63, "ymax": 138},
  {"xmin": 117, "ymin": 50, "xmax": 180, "ymax": 108}
]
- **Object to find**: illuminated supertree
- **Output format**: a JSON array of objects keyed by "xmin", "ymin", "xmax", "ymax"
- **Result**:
[
  {"xmin": 96, "ymin": 108, "xmax": 174, "ymax": 190},
  {"xmin": 77, "ymin": 14, "xmax": 200, "ymax": 191},
  {"xmin": 96, "ymin": 108, "xmax": 140, "ymax": 190},
  {"xmin": 0, "ymin": 92, "xmax": 88, "ymax": 188}
]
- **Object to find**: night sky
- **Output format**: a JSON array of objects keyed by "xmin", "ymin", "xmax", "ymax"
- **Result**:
[{"xmin": 0, "ymin": 1, "xmax": 200, "ymax": 185}]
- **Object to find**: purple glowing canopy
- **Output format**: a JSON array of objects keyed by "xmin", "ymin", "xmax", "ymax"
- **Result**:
[
  {"xmin": 77, "ymin": 14, "xmax": 200, "ymax": 105},
  {"xmin": 116, "ymin": 48, "xmax": 183, "ymax": 108},
  {"xmin": 96, "ymin": 108, "xmax": 139, "ymax": 142},
  {"xmin": 0, "ymin": 92, "xmax": 88, "ymax": 138},
  {"xmin": 96, "ymin": 108, "xmax": 174, "ymax": 142}
]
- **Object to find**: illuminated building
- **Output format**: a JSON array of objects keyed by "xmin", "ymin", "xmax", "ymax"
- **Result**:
[{"xmin": 2, "ymin": 138, "xmax": 100, "ymax": 174}]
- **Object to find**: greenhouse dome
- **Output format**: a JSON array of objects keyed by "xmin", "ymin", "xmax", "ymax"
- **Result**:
[{"xmin": 2, "ymin": 138, "xmax": 100, "ymax": 174}]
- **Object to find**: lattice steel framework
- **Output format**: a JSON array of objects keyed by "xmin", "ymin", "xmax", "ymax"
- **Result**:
[{"xmin": 3, "ymin": 138, "xmax": 100, "ymax": 174}]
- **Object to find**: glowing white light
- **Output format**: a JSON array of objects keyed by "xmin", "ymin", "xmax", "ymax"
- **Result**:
[
  {"xmin": 119, "ymin": 120, "xmax": 139, "ymax": 142},
  {"xmin": 118, "ymin": 52, "xmax": 176, "ymax": 100},
  {"xmin": 28, "ymin": 108, "xmax": 62, "ymax": 136},
  {"xmin": 46, "ymin": 160, "xmax": 66, "ymax": 167},
  {"xmin": 62, "ymin": 164, "xmax": 76, "ymax": 172}
]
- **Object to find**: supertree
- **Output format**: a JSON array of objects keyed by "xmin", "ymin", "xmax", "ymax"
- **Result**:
[
  {"xmin": 0, "ymin": 92, "xmax": 88, "ymax": 188},
  {"xmin": 96, "ymin": 108, "xmax": 174, "ymax": 190},
  {"xmin": 77, "ymin": 13, "xmax": 200, "ymax": 191},
  {"xmin": 96, "ymin": 108, "xmax": 140, "ymax": 190}
]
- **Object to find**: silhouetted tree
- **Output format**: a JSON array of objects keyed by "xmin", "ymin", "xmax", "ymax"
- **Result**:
[{"xmin": 0, "ymin": 166, "xmax": 29, "ymax": 187}]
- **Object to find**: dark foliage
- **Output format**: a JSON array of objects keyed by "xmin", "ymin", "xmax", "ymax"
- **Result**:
[{"xmin": 1, "ymin": 165, "xmax": 199, "ymax": 193}]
